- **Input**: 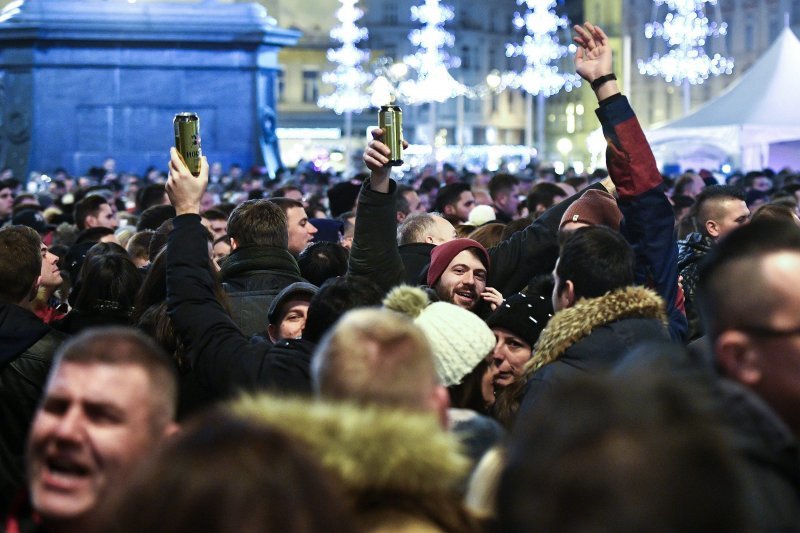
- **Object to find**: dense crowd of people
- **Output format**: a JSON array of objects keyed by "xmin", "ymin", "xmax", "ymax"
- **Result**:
[{"xmin": 1, "ymin": 22, "xmax": 799, "ymax": 531}]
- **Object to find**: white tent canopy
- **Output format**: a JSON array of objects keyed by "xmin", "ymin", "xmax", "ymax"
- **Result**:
[{"xmin": 646, "ymin": 27, "xmax": 800, "ymax": 171}]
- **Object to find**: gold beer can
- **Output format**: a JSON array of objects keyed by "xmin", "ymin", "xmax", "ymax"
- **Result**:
[
  {"xmin": 173, "ymin": 112, "xmax": 202, "ymax": 176},
  {"xmin": 378, "ymin": 105, "xmax": 403, "ymax": 166}
]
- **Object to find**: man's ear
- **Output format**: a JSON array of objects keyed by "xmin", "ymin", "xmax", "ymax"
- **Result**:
[
  {"xmin": 396, "ymin": 211, "xmax": 407, "ymax": 224},
  {"xmin": 706, "ymin": 219, "xmax": 720, "ymax": 239},
  {"xmin": 443, "ymin": 204, "xmax": 456, "ymax": 216},
  {"xmin": 559, "ymin": 279, "xmax": 576, "ymax": 309},
  {"xmin": 229, "ymin": 237, "xmax": 239, "ymax": 251},
  {"xmin": 715, "ymin": 330, "xmax": 762, "ymax": 386}
]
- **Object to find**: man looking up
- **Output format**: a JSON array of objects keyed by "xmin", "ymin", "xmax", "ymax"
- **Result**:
[
  {"xmin": 19, "ymin": 328, "xmax": 178, "ymax": 533},
  {"xmin": 0, "ymin": 225, "xmax": 65, "ymax": 506}
]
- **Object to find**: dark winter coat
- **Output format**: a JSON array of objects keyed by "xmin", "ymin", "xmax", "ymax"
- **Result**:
[
  {"xmin": 0, "ymin": 303, "xmax": 65, "ymax": 506},
  {"xmin": 166, "ymin": 215, "xmax": 313, "ymax": 401},
  {"xmin": 519, "ymin": 287, "xmax": 670, "ymax": 417},
  {"xmin": 219, "ymin": 245, "xmax": 305, "ymax": 337},
  {"xmin": 678, "ymin": 232, "xmax": 713, "ymax": 340},
  {"xmin": 399, "ymin": 242, "xmax": 435, "ymax": 286}
]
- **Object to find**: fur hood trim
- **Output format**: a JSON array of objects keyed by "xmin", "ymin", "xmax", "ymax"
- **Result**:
[
  {"xmin": 526, "ymin": 286, "xmax": 667, "ymax": 374},
  {"xmin": 231, "ymin": 395, "xmax": 470, "ymax": 495}
]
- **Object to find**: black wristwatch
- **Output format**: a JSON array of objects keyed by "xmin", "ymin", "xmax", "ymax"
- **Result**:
[{"xmin": 591, "ymin": 73, "xmax": 617, "ymax": 91}]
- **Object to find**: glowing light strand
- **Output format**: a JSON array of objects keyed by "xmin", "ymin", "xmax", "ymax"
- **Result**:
[
  {"xmin": 638, "ymin": 0, "xmax": 733, "ymax": 85},
  {"xmin": 502, "ymin": 0, "xmax": 580, "ymax": 97},
  {"xmin": 318, "ymin": 0, "xmax": 372, "ymax": 114},
  {"xmin": 398, "ymin": 0, "xmax": 471, "ymax": 104}
]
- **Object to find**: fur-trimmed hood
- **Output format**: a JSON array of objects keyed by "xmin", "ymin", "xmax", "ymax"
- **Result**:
[
  {"xmin": 526, "ymin": 286, "xmax": 667, "ymax": 374},
  {"xmin": 231, "ymin": 395, "xmax": 470, "ymax": 496}
]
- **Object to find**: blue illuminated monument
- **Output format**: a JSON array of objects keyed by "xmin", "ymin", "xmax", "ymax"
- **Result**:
[{"xmin": 0, "ymin": 0, "xmax": 300, "ymax": 178}]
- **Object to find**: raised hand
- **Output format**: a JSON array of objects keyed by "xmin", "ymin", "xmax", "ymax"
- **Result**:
[
  {"xmin": 573, "ymin": 22, "xmax": 612, "ymax": 83},
  {"xmin": 166, "ymin": 147, "xmax": 208, "ymax": 216}
]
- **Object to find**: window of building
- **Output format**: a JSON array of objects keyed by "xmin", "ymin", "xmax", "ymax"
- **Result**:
[
  {"xmin": 302, "ymin": 70, "xmax": 319, "ymax": 104},
  {"xmin": 461, "ymin": 46, "xmax": 471, "ymax": 69},
  {"xmin": 745, "ymin": 22, "xmax": 755, "ymax": 51},
  {"xmin": 382, "ymin": 1, "xmax": 397, "ymax": 24},
  {"xmin": 276, "ymin": 69, "xmax": 285, "ymax": 103}
]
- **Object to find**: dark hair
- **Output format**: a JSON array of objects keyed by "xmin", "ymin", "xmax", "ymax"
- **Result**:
[
  {"xmin": 73, "ymin": 195, "xmax": 109, "ymax": 230},
  {"xmin": 750, "ymin": 203, "xmax": 798, "ymax": 225},
  {"xmin": 297, "ymin": 241, "xmax": 349, "ymax": 287},
  {"xmin": 0, "ymin": 225, "xmax": 41, "ymax": 303},
  {"xmin": 468, "ymin": 223, "xmax": 505, "ymax": 249},
  {"xmin": 497, "ymin": 373, "xmax": 746, "ymax": 533},
  {"xmin": 75, "ymin": 226, "xmax": 115, "ymax": 245},
  {"xmin": 693, "ymin": 184, "xmax": 747, "ymax": 231},
  {"xmin": 201, "ymin": 208, "xmax": 227, "ymax": 222},
  {"xmin": 96, "ymin": 409, "xmax": 355, "ymax": 533},
  {"xmin": 302, "ymin": 275, "xmax": 383, "ymax": 343},
  {"xmin": 137, "ymin": 183, "xmax": 167, "ymax": 213},
  {"xmin": 137, "ymin": 204, "xmax": 176, "ymax": 232},
  {"xmin": 227, "ymin": 199, "xmax": 288, "ymax": 248},
  {"xmin": 434, "ymin": 183, "xmax": 471, "ymax": 213},
  {"xmin": 488, "ymin": 173, "xmax": 520, "ymax": 201},
  {"xmin": 697, "ymin": 219, "xmax": 800, "ymax": 339},
  {"xmin": 556, "ymin": 226, "xmax": 635, "ymax": 300},
  {"xmin": 269, "ymin": 196, "xmax": 304, "ymax": 213},
  {"xmin": 396, "ymin": 184, "xmax": 416, "ymax": 216},
  {"xmin": 73, "ymin": 252, "xmax": 141, "ymax": 318},
  {"xmin": 526, "ymin": 183, "xmax": 567, "ymax": 215}
]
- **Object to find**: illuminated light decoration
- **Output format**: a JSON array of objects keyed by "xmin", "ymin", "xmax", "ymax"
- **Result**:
[
  {"xmin": 398, "ymin": 0, "xmax": 471, "ymax": 104},
  {"xmin": 502, "ymin": 0, "xmax": 581, "ymax": 97},
  {"xmin": 638, "ymin": 0, "xmax": 733, "ymax": 85},
  {"xmin": 318, "ymin": 0, "xmax": 372, "ymax": 114}
]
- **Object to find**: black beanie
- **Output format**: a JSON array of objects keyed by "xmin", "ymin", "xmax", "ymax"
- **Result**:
[{"xmin": 485, "ymin": 292, "xmax": 553, "ymax": 348}]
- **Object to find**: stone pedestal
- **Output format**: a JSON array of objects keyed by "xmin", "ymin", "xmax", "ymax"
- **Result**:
[{"xmin": 0, "ymin": 0, "xmax": 300, "ymax": 178}]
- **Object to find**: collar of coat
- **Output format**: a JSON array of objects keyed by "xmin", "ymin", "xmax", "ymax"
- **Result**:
[
  {"xmin": 231, "ymin": 395, "xmax": 469, "ymax": 496},
  {"xmin": 219, "ymin": 245, "xmax": 301, "ymax": 279},
  {"xmin": 526, "ymin": 286, "xmax": 667, "ymax": 374}
]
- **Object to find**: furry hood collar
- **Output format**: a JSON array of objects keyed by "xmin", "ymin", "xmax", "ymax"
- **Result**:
[
  {"xmin": 231, "ymin": 395, "xmax": 469, "ymax": 496},
  {"xmin": 526, "ymin": 286, "xmax": 667, "ymax": 374}
]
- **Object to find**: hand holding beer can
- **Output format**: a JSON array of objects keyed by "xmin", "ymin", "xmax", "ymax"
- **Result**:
[
  {"xmin": 174, "ymin": 112, "xmax": 203, "ymax": 177},
  {"xmin": 378, "ymin": 105, "xmax": 403, "ymax": 166}
]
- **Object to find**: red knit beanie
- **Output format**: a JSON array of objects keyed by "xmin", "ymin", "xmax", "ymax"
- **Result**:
[
  {"xmin": 427, "ymin": 238, "xmax": 490, "ymax": 286},
  {"xmin": 559, "ymin": 189, "xmax": 623, "ymax": 231}
]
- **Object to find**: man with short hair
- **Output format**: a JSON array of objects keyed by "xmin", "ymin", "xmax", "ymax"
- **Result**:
[
  {"xmin": 695, "ymin": 219, "xmax": 800, "ymax": 530},
  {"xmin": 433, "ymin": 183, "xmax": 475, "ymax": 225},
  {"xmin": 517, "ymin": 225, "xmax": 669, "ymax": 415},
  {"xmin": 73, "ymin": 194, "xmax": 117, "ymax": 231},
  {"xmin": 219, "ymin": 199, "xmax": 306, "ymax": 337},
  {"xmin": 426, "ymin": 238, "xmax": 494, "ymax": 312},
  {"xmin": 21, "ymin": 328, "xmax": 178, "ymax": 532},
  {"xmin": 269, "ymin": 197, "xmax": 318, "ymax": 256},
  {"xmin": 397, "ymin": 212, "xmax": 456, "ymax": 285},
  {"xmin": 201, "ymin": 207, "xmax": 228, "ymax": 240},
  {"xmin": 0, "ymin": 226, "xmax": 65, "ymax": 506},
  {"xmin": 488, "ymin": 173, "xmax": 521, "ymax": 223},
  {"xmin": 679, "ymin": 185, "xmax": 750, "ymax": 339}
]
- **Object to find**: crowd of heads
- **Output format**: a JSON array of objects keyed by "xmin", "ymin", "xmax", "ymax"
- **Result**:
[{"xmin": 1, "ymin": 151, "xmax": 800, "ymax": 532}]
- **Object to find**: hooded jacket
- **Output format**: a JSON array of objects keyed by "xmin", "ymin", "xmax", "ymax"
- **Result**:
[
  {"xmin": 516, "ymin": 287, "xmax": 669, "ymax": 421},
  {"xmin": 232, "ymin": 396, "xmax": 481, "ymax": 533},
  {"xmin": 219, "ymin": 245, "xmax": 305, "ymax": 337},
  {"xmin": 0, "ymin": 302, "xmax": 65, "ymax": 505}
]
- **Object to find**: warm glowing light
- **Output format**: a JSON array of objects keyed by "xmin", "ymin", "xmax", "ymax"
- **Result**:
[
  {"xmin": 318, "ymin": 0, "xmax": 372, "ymax": 114},
  {"xmin": 399, "ymin": 0, "xmax": 471, "ymax": 104},
  {"xmin": 502, "ymin": 0, "xmax": 580, "ymax": 96},
  {"xmin": 638, "ymin": 0, "xmax": 733, "ymax": 85}
]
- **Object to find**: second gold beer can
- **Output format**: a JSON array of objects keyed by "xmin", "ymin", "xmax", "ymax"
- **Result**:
[
  {"xmin": 378, "ymin": 105, "xmax": 403, "ymax": 166},
  {"xmin": 173, "ymin": 112, "xmax": 202, "ymax": 176}
]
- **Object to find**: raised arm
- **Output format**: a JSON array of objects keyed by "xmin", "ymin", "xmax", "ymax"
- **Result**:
[{"xmin": 347, "ymin": 128, "xmax": 407, "ymax": 293}]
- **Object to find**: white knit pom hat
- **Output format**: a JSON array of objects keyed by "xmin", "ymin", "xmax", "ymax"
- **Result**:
[{"xmin": 383, "ymin": 285, "xmax": 496, "ymax": 387}]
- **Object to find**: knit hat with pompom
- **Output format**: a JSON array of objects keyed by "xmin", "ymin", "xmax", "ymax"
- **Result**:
[{"xmin": 383, "ymin": 285, "xmax": 496, "ymax": 387}]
